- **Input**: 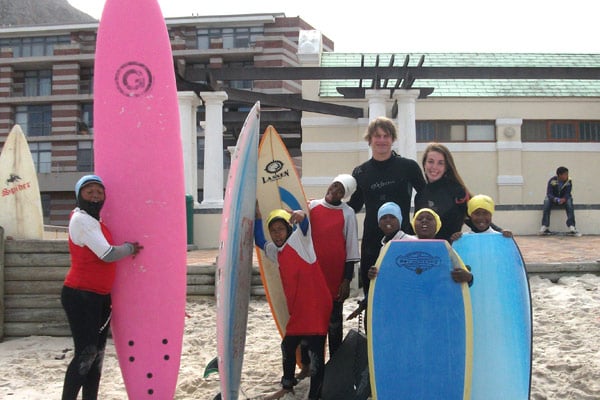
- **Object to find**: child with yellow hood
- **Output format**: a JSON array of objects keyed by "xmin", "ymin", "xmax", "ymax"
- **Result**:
[
  {"xmin": 451, "ymin": 194, "xmax": 512, "ymax": 242},
  {"xmin": 349, "ymin": 207, "xmax": 473, "ymax": 321}
]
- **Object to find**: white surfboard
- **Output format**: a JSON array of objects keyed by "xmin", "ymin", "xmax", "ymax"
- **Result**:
[
  {"xmin": 0, "ymin": 124, "xmax": 44, "ymax": 239},
  {"xmin": 216, "ymin": 102, "xmax": 260, "ymax": 400}
]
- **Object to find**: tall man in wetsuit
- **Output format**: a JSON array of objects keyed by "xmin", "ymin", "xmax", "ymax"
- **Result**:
[{"xmin": 347, "ymin": 117, "xmax": 426, "ymax": 297}]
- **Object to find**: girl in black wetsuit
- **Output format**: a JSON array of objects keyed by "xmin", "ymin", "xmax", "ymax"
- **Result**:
[
  {"xmin": 414, "ymin": 143, "xmax": 502, "ymax": 242},
  {"xmin": 414, "ymin": 143, "xmax": 470, "ymax": 242}
]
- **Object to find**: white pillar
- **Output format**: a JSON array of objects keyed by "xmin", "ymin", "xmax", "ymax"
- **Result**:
[
  {"xmin": 393, "ymin": 89, "xmax": 420, "ymax": 161},
  {"xmin": 365, "ymin": 89, "xmax": 388, "ymax": 121},
  {"xmin": 178, "ymin": 91, "xmax": 202, "ymax": 207},
  {"xmin": 199, "ymin": 91, "xmax": 227, "ymax": 208}
]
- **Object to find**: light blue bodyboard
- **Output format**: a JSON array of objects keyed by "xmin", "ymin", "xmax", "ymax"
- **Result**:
[{"xmin": 453, "ymin": 233, "xmax": 532, "ymax": 400}]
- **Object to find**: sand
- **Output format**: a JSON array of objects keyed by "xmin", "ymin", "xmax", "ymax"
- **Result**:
[{"xmin": 0, "ymin": 274, "xmax": 599, "ymax": 399}]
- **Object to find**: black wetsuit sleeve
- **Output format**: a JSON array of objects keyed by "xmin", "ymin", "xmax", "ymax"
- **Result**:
[
  {"xmin": 408, "ymin": 159, "xmax": 426, "ymax": 193},
  {"xmin": 343, "ymin": 261, "xmax": 355, "ymax": 281},
  {"xmin": 347, "ymin": 167, "xmax": 364, "ymax": 213}
]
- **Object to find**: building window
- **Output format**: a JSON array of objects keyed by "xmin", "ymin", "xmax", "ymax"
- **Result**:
[
  {"xmin": 196, "ymin": 26, "xmax": 262, "ymax": 49},
  {"xmin": 29, "ymin": 142, "xmax": 52, "ymax": 173},
  {"xmin": 15, "ymin": 105, "xmax": 52, "ymax": 136},
  {"xmin": 579, "ymin": 121, "xmax": 600, "ymax": 141},
  {"xmin": 79, "ymin": 103, "xmax": 93, "ymax": 134},
  {"xmin": 24, "ymin": 70, "xmax": 52, "ymax": 96},
  {"xmin": 41, "ymin": 193, "xmax": 51, "ymax": 224},
  {"xmin": 225, "ymin": 61, "xmax": 253, "ymax": 89},
  {"xmin": 80, "ymin": 67, "xmax": 94, "ymax": 94},
  {"xmin": 222, "ymin": 28, "xmax": 235, "ymax": 48},
  {"xmin": 522, "ymin": 120, "xmax": 600, "ymax": 142},
  {"xmin": 416, "ymin": 120, "xmax": 495, "ymax": 142},
  {"xmin": 77, "ymin": 141, "xmax": 94, "ymax": 171},
  {"xmin": 197, "ymin": 29, "xmax": 210, "ymax": 49},
  {"xmin": 249, "ymin": 27, "xmax": 263, "ymax": 45},
  {"xmin": 0, "ymin": 35, "xmax": 70, "ymax": 57}
]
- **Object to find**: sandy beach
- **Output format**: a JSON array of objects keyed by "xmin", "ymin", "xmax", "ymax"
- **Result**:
[{"xmin": 0, "ymin": 272, "xmax": 599, "ymax": 399}]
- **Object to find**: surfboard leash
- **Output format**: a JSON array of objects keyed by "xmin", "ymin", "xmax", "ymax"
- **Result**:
[
  {"xmin": 356, "ymin": 299, "xmax": 365, "ymax": 333},
  {"xmin": 99, "ymin": 311, "xmax": 112, "ymax": 334}
]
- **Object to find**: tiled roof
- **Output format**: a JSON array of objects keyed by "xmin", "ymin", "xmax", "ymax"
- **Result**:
[{"xmin": 320, "ymin": 53, "xmax": 600, "ymax": 97}]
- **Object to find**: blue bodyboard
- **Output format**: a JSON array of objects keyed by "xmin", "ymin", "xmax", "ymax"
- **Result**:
[
  {"xmin": 453, "ymin": 233, "xmax": 532, "ymax": 400},
  {"xmin": 368, "ymin": 239, "xmax": 473, "ymax": 400}
]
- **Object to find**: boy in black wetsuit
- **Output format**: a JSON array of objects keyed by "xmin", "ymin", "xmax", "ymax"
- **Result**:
[{"xmin": 347, "ymin": 117, "xmax": 426, "ymax": 299}]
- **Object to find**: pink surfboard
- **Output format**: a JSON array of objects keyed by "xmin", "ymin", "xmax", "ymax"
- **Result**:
[{"xmin": 93, "ymin": 0, "xmax": 186, "ymax": 398}]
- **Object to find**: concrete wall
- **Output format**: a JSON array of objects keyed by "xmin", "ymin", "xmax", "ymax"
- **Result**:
[
  {"xmin": 295, "ymin": 96, "xmax": 600, "ymax": 241},
  {"xmin": 190, "ymin": 95, "xmax": 600, "ymax": 249}
]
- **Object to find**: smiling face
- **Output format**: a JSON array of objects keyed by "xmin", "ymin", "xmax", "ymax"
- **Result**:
[
  {"xmin": 414, "ymin": 211, "xmax": 438, "ymax": 239},
  {"xmin": 423, "ymin": 150, "xmax": 447, "ymax": 183},
  {"xmin": 368, "ymin": 127, "xmax": 395, "ymax": 160},
  {"xmin": 268, "ymin": 219, "xmax": 290, "ymax": 247},
  {"xmin": 470, "ymin": 208, "xmax": 492, "ymax": 231},
  {"xmin": 325, "ymin": 181, "xmax": 345, "ymax": 204},
  {"xmin": 378, "ymin": 214, "xmax": 400, "ymax": 236}
]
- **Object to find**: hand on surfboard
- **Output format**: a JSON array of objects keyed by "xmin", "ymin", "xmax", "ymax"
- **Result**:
[
  {"xmin": 288, "ymin": 210, "xmax": 306, "ymax": 225},
  {"xmin": 126, "ymin": 241, "xmax": 144, "ymax": 258},
  {"xmin": 451, "ymin": 267, "xmax": 473, "ymax": 284},
  {"xmin": 367, "ymin": 266, "xmax": 378, "ymax": 280}
]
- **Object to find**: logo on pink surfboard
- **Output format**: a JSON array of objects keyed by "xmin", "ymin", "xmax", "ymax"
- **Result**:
[{"xmin": 115, "ymin": 61, "xmax": 153, "ymax": 97}]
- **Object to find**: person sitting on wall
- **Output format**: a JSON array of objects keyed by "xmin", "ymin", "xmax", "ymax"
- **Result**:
[{"xmin": 539, "ymin": 166, "xmax": 581, "ymax": 236}]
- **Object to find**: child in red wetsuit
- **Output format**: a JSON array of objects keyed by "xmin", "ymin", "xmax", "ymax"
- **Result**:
[
  {"xmin": 308, "ymin": 174, "xmax": 360, "ymax": 356},
  {"xmin": 255, "ymin": 207, "xmax": 333, "ymax": 400}
]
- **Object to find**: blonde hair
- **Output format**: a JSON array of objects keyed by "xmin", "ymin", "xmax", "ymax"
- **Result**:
[{"xmin": 363, "ymin": 116, "xmax": 398, "ymax": 143}]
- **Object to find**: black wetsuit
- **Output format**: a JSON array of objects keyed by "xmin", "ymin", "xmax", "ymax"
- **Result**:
[
  {"xmin": 414, "ymin": 176, "xmax": 469, "ymax": 242},
  {"xmin": 347, "ymin": 153, "xmax": 426, "ymax": 296},
  {"xmin": 61, "ymin": 286, "xmax": 111, "ymax": 400}
]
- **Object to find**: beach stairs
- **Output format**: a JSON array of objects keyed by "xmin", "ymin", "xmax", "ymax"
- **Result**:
[{"xmin": 187, "ymin": 264, "xmax": 265, "ymax": 297}]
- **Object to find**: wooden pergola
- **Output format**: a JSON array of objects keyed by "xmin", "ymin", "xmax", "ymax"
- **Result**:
[{"xmin": 176, "ymin": 54, "xmax": 600, "ymax": 140}]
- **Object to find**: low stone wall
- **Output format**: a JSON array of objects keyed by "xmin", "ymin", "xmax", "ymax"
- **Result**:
[
  {"xmin": 1, "ymin": 237, "xmax": 70, "ymax": 339},
  {"xmin": 0, "ymin": 236, "xmax": 264, "ymax": 339}
]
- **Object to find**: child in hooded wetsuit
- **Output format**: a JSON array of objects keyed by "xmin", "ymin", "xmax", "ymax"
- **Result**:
[
  {"xmin": 348, "ymin": 205, "xmax": 473, "ymax": 319},
  {"xmin": 254, "ymin": 206, "xmax": 333, "ymax": 400},
  {"xmin": 450, "ymin": 194, "xmax": 513, "ymax": 242}
]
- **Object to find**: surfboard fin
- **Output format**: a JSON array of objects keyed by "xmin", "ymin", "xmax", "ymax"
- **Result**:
[
  {"xmin": 212, "ymin": 393, "xmax": 222, "ymax": 400},
  {"xmin": 203, "ymin": 356, "xmax": 219, "ymax": 378}
]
